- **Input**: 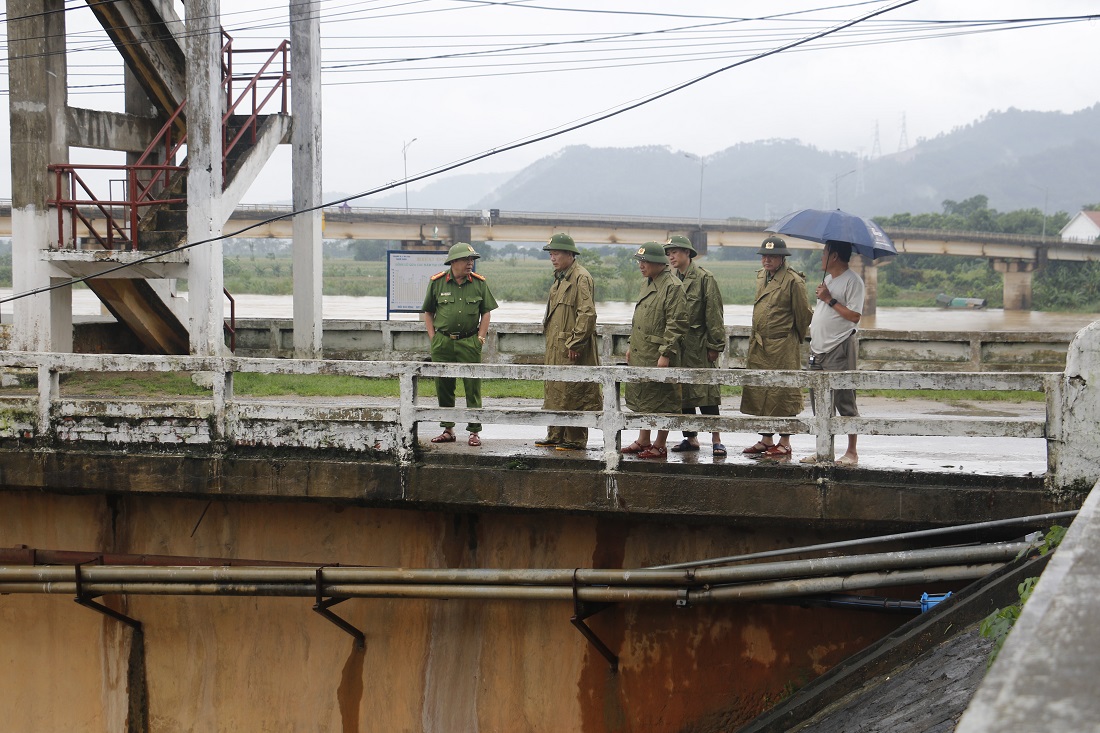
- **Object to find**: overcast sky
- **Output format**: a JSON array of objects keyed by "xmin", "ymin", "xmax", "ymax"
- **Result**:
[{"xmin": 1, "ymin": 0, "xmax": 1098, "ymax": 205}]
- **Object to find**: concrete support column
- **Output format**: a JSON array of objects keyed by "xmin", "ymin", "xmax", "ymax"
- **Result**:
[
  {"xmin": 690, "ymin": 230, "xmax": 707, "ymax": 256},
  {"xmin": 290, "ymin": 0, "xmax": 323, "ymax": 359},
  {"xmin": 848, "ymin": 255, "xmax": 878, "ymax": 317},
  {"xmin": 185, "ymin": 0, "xmax": 225, "ymax": 355},
  {"xmin": 992, "ymin": 258, "xmax": 1037, "ymax": 311},
  {"xmin": 1049, "ymin": 321, "xmax": 1100, "ymax": 491},
  {"xmin": 451, "ymin": 225, "xmax": 472, "ymax": 245},
  {"xmin": 7, "ymin": 0, "xmax": 72, "ymax": 352}
]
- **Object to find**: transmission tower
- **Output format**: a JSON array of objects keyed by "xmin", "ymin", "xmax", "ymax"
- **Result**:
[
  {"xmin": 870, "ymin": 121, "xmax": 881, "ymax": 159},
  {"xmin": 898, "ymin": 112, "xmax": 909, "ymax": 153}
]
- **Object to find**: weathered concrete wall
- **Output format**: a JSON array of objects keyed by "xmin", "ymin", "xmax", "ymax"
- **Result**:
[{"xmin": 0, "ymin": 490, "xmax": 909, "ymax": 732}]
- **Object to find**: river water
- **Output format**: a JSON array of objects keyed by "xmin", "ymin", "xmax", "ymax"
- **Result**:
[{"xmin": 2, "ymin": 290, "xmax": 1098, "ymax": 332}]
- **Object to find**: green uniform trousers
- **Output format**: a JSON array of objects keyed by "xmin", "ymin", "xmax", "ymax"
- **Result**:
[{"xmin": 430, "ymin": 333, "xmax": 484, "ymax": 433}]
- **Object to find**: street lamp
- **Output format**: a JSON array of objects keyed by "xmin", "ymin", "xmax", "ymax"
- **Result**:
[
  {"xmin": 402, "ymin": 137, "xmax": 417, "ymax": 212},
  {"xmin": 683, "ymin": 152, "xmax": 708, "ymax": 227},
  {"xmin": 1030, "ymin": 184, "xmax": 1049, "ymax": 243},
  {"xmin": 832, "ymin": 169, "xmax": 857, "ymax": 209}
]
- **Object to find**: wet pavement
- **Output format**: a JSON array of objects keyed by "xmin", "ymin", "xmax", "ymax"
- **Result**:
[{"xmin": 419, "ymin": 396, "xmax": 1048, "ymax": 478}]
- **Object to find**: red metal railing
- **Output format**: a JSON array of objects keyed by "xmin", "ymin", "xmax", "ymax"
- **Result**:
[
  {"xmin": 47, "ymin": 31, "xmax": 291, "ymax": 252},
  {"xmin": 223, "ymin": 287, "xmax": 236, "ymax": 352}
]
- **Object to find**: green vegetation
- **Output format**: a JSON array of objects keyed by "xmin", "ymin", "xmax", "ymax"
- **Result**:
[
  {"xmin": 980, "ymin": 525, "xmax": 1067, "ymax": 667},
  {"xmin": 875, "ymin": 195, "xmax": 1100, "ymax": 311},
  {"xmin": 46, "ymin": 371, "xmax": 1044, "ymax": 403}
]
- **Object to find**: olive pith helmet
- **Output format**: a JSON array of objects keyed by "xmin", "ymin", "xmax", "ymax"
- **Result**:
[
  {"xmin": 444, "ymin": 242, "xmax": 481, "ymax": 264},
  {"xmin": 664, "ymin": 234, "xmax": 698, "ymax": 257},
  {"xmin": 633, "ymin": 241, "xmax": 669, "ymax": 264},
  {"xmin": 543, "ymin": 233, "xmax": 579, "ymax": 254},
  {"xmin": 756, "ymin": 235, "xmax": 791, "ymax": 256}
]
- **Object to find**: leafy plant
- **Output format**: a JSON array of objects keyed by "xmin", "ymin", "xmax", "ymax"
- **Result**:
[{"xmin": 980, "ymin": 524, "xmax": 1067, "ymax": 666}]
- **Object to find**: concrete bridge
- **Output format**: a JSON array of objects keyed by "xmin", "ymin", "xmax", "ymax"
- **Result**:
[{"xmin": 6, "ymin": 200, "xmax": 1100, "ymax": 315}]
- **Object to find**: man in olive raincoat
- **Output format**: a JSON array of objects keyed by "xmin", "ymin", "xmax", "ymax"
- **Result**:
[
  {"xmin": 536, "ymin": 233, "xmax": 602, "ymax": 451},
  {"xmin": 622, "ymin": 241, "xmax": 689, "ymax": 460},
  {"xmin": 664, "ymin": 235, "xmax": 727, "ymax": 456},
  {"xmin": 740, "ymin": 236, "xmax": 812, "ymax": 460}
]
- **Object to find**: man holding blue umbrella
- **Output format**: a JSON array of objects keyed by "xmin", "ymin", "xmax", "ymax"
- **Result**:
[
  {"xmin": 766, "ymin": 208, "xmax": 896, "ymax": 466},
  {"xmin": 805, "ymin": 240, "xmax": 865, "ymax": 466}
]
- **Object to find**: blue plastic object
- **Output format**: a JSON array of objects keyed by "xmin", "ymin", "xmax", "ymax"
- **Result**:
[{"xmin": 920, "ymin": 591, "xmax": 953, "ymax": 613}]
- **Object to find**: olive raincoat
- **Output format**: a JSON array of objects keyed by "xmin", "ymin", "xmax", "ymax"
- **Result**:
[
  {"xmin": 677, "ymin": 262, "xmax": 726, "ymax": 408},
  {"xmin": 625, "ymin": 268, "xmax": 689, "ymax": 414},
  {"xmin": 740, "ymin": 263, "xmax": 812, "ymax": 417},
  {"xmin": 543, "ymin": 261, "xmax": 602, "ymax": 433}
]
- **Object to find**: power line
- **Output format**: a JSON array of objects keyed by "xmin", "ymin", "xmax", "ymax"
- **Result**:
[{"xmin": 2, "ymin": 0, "xmax": 923, "ymax": 308}]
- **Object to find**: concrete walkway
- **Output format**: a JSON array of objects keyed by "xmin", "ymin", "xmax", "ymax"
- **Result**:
[{"xmin": 420, "ymin": 396, "xmax": 1047, "ymax": 477}]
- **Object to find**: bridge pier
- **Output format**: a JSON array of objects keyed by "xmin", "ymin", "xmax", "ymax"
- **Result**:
[
  {"xmin": 848, "ymin": 256, "xmax": 879, "ymax": 317},
  {"xmin": 992, "ymin": 258, "xmax": 1037, "ymax": 311}
]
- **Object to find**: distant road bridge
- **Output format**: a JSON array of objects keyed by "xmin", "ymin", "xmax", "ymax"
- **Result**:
[
  {"xmin": 168, "ymin": 203, "xmax": 1100, "ymax": 312},
  {"xmin": 4, "ymin": 201, "xmax": 1099, "ymax": 311}
]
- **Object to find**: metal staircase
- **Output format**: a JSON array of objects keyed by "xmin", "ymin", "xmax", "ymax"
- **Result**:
[{"xmin": 46, "ymin": 2, "xmax": 291, "ymax": 354}]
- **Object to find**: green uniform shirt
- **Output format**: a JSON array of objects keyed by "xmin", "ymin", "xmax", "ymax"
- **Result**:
[{"xmin": 421, "ymin": 271, "xmax": 498, "ymax": 333}]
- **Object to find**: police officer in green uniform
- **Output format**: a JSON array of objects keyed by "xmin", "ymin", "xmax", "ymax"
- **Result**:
[{"xmin": 422, "ymin": 242, "xmax": 499, "ymax": 446}]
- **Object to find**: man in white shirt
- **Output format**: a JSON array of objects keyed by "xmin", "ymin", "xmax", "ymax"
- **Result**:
[{"xmin": 804, "ymin": 240, "xmax": 865, "ymax": 466}]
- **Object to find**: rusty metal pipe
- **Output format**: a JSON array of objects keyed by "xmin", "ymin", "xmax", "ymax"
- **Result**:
[
  {"xmin": 0, "ymin": 542, "xmax": 1025, "ymax": 587},
  {"xmin": 649, "ymin": 510, "xmax": 1076, "ymax": 570},
  {"xmin": 0, "ymin": 565, "xmax": 1004, "ymax": 603}
]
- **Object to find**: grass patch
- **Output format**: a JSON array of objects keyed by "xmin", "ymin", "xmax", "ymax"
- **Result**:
[
  {"xmin": 58, "ymin": 371, "xmax": 208, "ymax": 397},
  {"xmin": 863, "ymin": 389, "xmax": 1044, "ymax": 402},
  {"xmin": 47, "ymin": 372, "xmax": 1045, "ymax": 404}
]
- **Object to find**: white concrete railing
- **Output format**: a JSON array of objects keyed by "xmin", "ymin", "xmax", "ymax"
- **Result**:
[{"xmin": 0, "ymin": 351, "xmax": 1059, "ymax": 474}]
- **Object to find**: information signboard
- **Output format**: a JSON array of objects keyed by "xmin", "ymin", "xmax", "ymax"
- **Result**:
[{"xmin": 386, "ymin": 250, "xmax": 449, "ymax": 318}]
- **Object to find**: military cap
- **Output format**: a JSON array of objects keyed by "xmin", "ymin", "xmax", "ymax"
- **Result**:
[
  {"xmin": 444, "ymin": 242, "xmax": 481, "ymax": 264},
  {"xmin": 543, "ymin": 233, "xmax": 579, "ymax": 254},
  {"xmin": 756, "ymin": 236, "xmax": 791, "ymax": 256},
  {"xmin": 664, "ymin": 234, "xmax": 698, "ymax": 257},
  {"xmin": 633, "ymin": 241, "xmax": 669, "ymax": 264}
]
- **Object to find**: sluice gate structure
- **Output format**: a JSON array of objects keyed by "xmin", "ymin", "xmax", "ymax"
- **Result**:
[{"xmin": 2, "ymin": 320, "xmax": 1100, "ymax": 731}]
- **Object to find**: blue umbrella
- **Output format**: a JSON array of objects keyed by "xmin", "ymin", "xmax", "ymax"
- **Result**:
[{"xmin": 765, "ymin": 208, "xmax": 897, "ymax": 260}]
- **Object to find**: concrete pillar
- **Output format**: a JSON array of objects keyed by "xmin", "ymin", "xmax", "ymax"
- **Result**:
[
  {"xmin": 991, "ymin": 258, "xmax": 1036, "ymax": 311},
  {"xmin": 290, "ymin": 0, "xmax": 323, "ymax": 359},
  {"xmin": 848, "ymin": 255, "xmax": 878, "ymax": 317},
  {"xmin": 451, "ymin": 225, "xmax": 472, "ymax": 245},
  {"xmin": 689, "ymin": 230, "xmax": 707, "ymax": 255},
  {"xmin": 185, "ymin": 0, "xmax": 225, "ymax": 356},
  {"xmin": 7, "ymin": 0, "xmax": 72, "ymax": 352},
  {"xmin": 1050, "ymin": 320, "xmax": 1100, "ymax": 491}
]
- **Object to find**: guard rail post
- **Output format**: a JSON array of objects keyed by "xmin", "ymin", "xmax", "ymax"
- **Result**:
[
  {"xmin": 810, "ymin": 369, "xmax": 835, "ymax": 462},
  {"xmin": 36, "ymin": 358, "xmax": 58, "ymax": 439},
  {"xmin": 600, "ymin": 370, "xmax": 624, "ymax": 472},
  {"xmin": 212, "ymin": 358, "xmax": 232, "ymax": 442},
  {"xmin": 397, "ymin": 365, "xmax": 419, "ymax": 466}
]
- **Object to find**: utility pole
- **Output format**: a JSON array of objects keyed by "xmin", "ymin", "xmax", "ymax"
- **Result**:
[{"xmin": 402, "ymin": 137, "xmax": 417, "ymax": 212}]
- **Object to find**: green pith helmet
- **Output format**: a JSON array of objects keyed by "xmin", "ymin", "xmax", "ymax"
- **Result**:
[
  {"xmin": 543, "ymin": 232, "xmax": 579, "ymax": 254},
  {"xmin": 664, "ymin": 234, "xmax": 698, "ymax": 257},
  {"xmin": 444, "ymin": 242, "xmax": 481, "ymax": 264},
  {"xmin": 756, "ymin": 235, "xmax": 791, "ymax": 257},
  {"xmin": 633, "ymin": 241, "xmax": 669, "ymax": 264}
]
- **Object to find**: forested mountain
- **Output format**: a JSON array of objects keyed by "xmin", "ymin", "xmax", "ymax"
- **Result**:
[{"xmin": 471, "ymin": 105, "xmax": 1100, "ymax": 220}]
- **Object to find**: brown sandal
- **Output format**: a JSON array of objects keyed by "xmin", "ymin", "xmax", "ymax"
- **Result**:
[
  {"xmin": 621, "ymin": 440, "xmax": 652, "ymax": 454},
  {"xmin": 742, "ymin": 441, "xmax": 772, "ymax": 454},
  {"xmin": 430, "ymin": 431, "xmax": 456, "ymax": 443},
  {"xmin": 468, "ymin": 434, "xmax": 481, "ymax": 447}
]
